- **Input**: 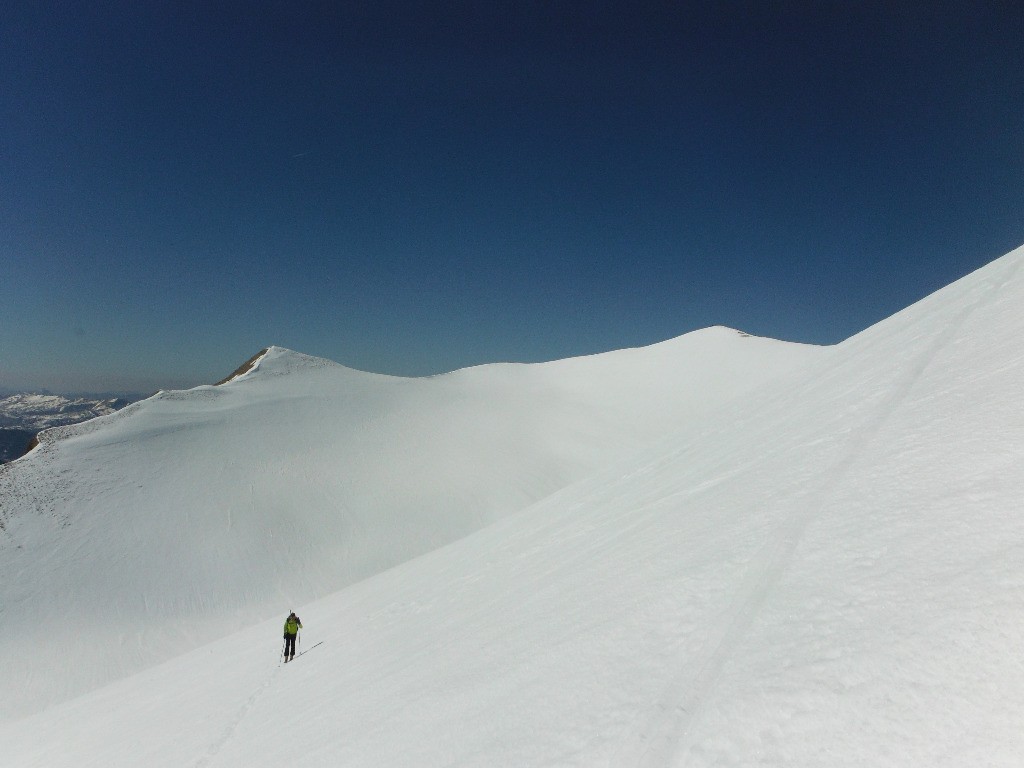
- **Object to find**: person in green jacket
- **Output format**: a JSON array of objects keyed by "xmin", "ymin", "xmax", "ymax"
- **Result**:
[{"xmin": 283, "ymin": 611, "xmax": 302, "ymax": 662}]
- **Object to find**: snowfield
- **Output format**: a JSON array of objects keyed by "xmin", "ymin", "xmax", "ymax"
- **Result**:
[{"xmin": 2, "ymin": 244, "xmax": 1024, "ymax": 766}]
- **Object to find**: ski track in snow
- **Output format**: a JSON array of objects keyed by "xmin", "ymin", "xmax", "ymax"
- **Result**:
[
  {"xmin": 194, "ymin": 637, "xmax": 322, "ymax": 767},
  {"xmin": 193, "ymin": 663, "xmax": 281, "ymax": 768},
  {"xmin": 616, "ymin": 256, "xmax": 1021, "ymax": 768}
]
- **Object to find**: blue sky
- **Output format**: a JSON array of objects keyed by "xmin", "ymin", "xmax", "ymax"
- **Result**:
[{"xmin": 2, "ymin": 2, "xmax": 1022, "ymax": 393}]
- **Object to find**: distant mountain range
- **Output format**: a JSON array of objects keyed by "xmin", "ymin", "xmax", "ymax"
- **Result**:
[{"xmin": 0, "ymin": 393, "xmax": 137, "ymax": 463}]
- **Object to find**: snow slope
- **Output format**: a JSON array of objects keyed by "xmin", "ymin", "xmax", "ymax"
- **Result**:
[
  {"xmin": 0, "ymin": 327, "xmax": 819, "ymax": 721},
  {"xmin": 4, "ymin": 243, "xmax": 1024, "ymax": 766}
]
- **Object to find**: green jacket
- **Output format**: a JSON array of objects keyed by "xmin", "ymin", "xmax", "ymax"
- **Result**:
[{"xmin": 284, "ymin": 616, "xmax": 302, "ymax": 636}]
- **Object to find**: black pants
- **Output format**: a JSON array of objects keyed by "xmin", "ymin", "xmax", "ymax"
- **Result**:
[{"xmin": 284, "ymin": 633, "xmax": 297, "ymax": 658}]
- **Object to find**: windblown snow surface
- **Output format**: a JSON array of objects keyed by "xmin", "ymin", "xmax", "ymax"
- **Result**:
[{"xmin": 3, "ymin": 244, "xmax": 1024, "ymax": 766}]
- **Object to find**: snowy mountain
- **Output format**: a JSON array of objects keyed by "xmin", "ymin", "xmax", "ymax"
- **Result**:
[
  {"xmin": 3, "ymin": 243, "xmax": 1024, "ymax": 766},
  {"xmin": 0, "ymin": 329, "xmax": 820, "ymax": 721}
]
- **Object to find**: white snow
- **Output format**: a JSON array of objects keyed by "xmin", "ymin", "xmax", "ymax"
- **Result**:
[{"xmin": 2, "ymin": 244, "xmax": 1024, "ymax": 766}]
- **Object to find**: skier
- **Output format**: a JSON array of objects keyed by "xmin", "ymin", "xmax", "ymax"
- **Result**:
[{"xmin": 283, "ymin": 611, "xmax": 302, "ymax": 662}]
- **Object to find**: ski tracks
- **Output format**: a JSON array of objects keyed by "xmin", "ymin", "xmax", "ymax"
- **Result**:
[
  {"xmin": 192, "ymin": 662, "xmax": 281, "ymax": 768},
  {"xmin": 614, "ymin": 258, "xmax": 1021, "ymax": 768}
]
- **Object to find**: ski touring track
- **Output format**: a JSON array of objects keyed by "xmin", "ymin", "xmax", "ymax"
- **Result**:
[
  {"xmin": 191, "ymin": 654, "xmax": 283, "ymax": 768},
  {"xmin": 614, "ymin": 256, "xmax": 1021, "ymax": 768},
  {"xmin": 190, "ymin": 636, "xmax": 324, "ymax": 767}
]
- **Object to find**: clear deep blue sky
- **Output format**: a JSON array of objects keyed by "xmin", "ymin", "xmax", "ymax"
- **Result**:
[{"xmin": 2, "ymin": 2, "xmax": 1022, "ymax": 393}]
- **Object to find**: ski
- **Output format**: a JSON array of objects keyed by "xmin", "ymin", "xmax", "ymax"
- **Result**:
[{"xmin": 288, "ymin": 641, "xmax": 323, "ymax": 661}]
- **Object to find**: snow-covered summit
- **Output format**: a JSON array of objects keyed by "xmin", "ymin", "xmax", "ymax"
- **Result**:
[{"xmin": 216, "ymin": 345, "xmax": 353, "ymax": 384}]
